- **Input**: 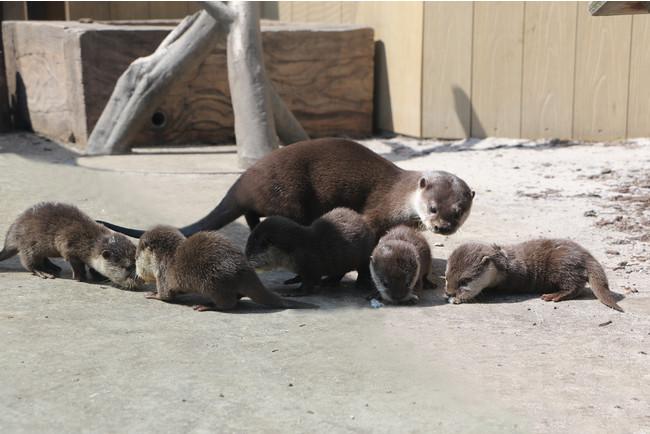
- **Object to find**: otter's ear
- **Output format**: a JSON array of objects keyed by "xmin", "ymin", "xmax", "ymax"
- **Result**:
[
  {"xmin": 370, "ymin": 255, "xmax": 375, "ymax": 263},
  {"xmin": 480, "ymin": 256, "xmax": 490, "ymax": 265},
  {"xmin": 102, "ymin": 250, "xmax": 112, "ymax": 260},
  {"xmin": 419, "ymin": 178, "xmax": 426, "ymax": 189},
  {"xmin": 471, "ymin": 191, "xmax": 475, "ymax": 199}
]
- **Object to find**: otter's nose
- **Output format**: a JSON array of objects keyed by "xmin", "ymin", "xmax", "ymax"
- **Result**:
[{"xmin": 434, "ymin": 225, "xmax": 452, "ymax": 235}]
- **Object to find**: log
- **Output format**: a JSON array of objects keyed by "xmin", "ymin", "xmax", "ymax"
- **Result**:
[{"xmin": 85, "ymin": 10, "xmax": 225, "ymax": 155}]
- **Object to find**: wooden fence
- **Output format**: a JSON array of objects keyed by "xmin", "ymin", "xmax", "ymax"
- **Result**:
[
  {"xmin": 267, "ymin": 1, "xmax": 650, "ymax": 140},
  {"xmin": 3, "ymin": 1, "xmax": 649, "ymax": 140}
]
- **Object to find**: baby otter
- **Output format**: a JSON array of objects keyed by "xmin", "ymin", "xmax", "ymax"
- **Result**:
[
  {"xmin": 136, "ymin": 225, "xmax": 318, "ymax": 310},
  {"xmin": 245, "ymin": 208, "xmax": 375, "ymax": 296},
  {"xmin": 445, "ymin": 239, "xmax": 623, "ymax": 312},
  {"xmin": 0, "ymin": 202, "xmax": 141, "ymax": 288},
  {"xmin": 370, "ymin": 226, "xmax": 434, "ymax": 304}
]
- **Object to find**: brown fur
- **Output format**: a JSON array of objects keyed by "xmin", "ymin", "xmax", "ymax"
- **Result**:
[
  {"xmin": 245, "ymin": 208, "xmax": 375, "ymax": 296},
  {"xmin": 136, "ymin": 225, "xmax": 318, "ymax": 310},
  {"xmin": 0, "ymin": 202, "xmax": 140, "ymax": 288},
  {"xmin": 370, "ymin": 225, "xmax": 433, "ymax": 304},
  {"xmin": 445, "ymin": 239, "xmax": 623, "ymax": 312},
  {"xmin": 99, "ymin": 138, "xmax": 475, "ymax": 240}
]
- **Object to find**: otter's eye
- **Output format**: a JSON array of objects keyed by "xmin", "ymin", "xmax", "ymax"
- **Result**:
[
  {"xmin": 430, "ymin": 205, "xmax": 437, "ymax": 214},
  {"xmin": 459, "ymin": 278, "xmax": 469, "ymax": 287}
]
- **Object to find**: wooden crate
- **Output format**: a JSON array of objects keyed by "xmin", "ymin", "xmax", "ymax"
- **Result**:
[{"xmin": 2, "ymin": 19, "xmax": 374, "ymax": 149}]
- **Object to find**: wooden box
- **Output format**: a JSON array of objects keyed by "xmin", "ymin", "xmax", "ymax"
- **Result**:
[{"xmin": 2, "ymin": 19, "xmax": 374, "ymax": 149}]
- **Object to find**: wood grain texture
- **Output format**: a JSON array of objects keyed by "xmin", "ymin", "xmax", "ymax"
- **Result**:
[
  {"xmin": 3, "ymin": 22, "xmax": 72, "ymax": 136},
  {"xmin": 422, "ymin": 1, "xmax": 473, "ymax": 139},
  {"xmin": 573, "ymin": 3, "xmax": 632, "ymax": 140},
  {"xmin": 4, "ymin": 20, "xmax": 373, "ymax": 148},
  {"xmin": 626, "ymin": 15, "xmax": 650, "ymax": 137},
  {"xmin": 521, "ymin": 2, "xmax": 577, "ymax": 139},
  {"xmin": 109, "ymin": 2, "xmax": 149, "ymax": 20},
  {"xmin": 353, "ymin": 1, "xmax": 424, "ymax": 136},
  {"xmin": 263, "ymin": 25, "xmax": 374, "ymax": 137},
  {"xmin": 66, "ymin": 2, "xmax": 111, "ymax": 21},
  {"xmin": 149, "ymin": 2, "xmax": 197, "ymax": 19},
  {"xmin": 472, "ymin": 1, "xmax": 525, "ymax": 138}
]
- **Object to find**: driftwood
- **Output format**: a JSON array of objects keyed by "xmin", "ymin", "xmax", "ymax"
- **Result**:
[{"xmin": 86, "ymin": 1, "xmax": 308, "ymax": 169}]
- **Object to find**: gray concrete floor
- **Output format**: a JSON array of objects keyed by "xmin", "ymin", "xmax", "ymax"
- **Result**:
[{"xmin": 1, "ymin": 132, "xmax": 648, "ymax": 433}]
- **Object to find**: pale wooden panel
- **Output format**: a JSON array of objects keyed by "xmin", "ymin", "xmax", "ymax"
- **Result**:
[
  {"xmin": 109, "ymin": 2, "xmax": 149, "ymax": 20},
  {"xmin": 472, "ymin": 2, "xmax": 525, "ymax": 138},
  {"xmin": 65, "ymin": 2, "xmax": 111, "ymax": 20},
  {"xmin": 353, "ymin": 2, "xmax": 424, "ymax": 136},
  {"xmin": 290, "ymin": 2, "xmax": 309, "ymax": 22},
  {"xmin": 422, "ymin": 2, "xmax": 473, "ymax": 139},
  {"xmin": 521, "ymin": 2, "xmax": 577, "ymax": 138},
  {"xmin": 573, "ymin": 3, "xmax": 632, "ymax": 140},
  {"xmin": 627, "ymin": 15, "xmax": 650, "ymax": 137},
  {"xmin": 341, "ymin": 2, "xmax": 358, "ymax": 23},
  {"xmin": 148, "ymin": 1, "xmax": 195, "ymax": 19},
  {"xmin": 307, "ymin": 2, "xmax": 342, "ymax": 23},
  {"xmin": 277, "ymin": 2, "xmax": 293, "ymax": 21}
]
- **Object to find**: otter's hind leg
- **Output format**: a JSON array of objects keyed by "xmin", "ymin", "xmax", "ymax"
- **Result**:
[
  {"xmin": 20, "ymin": 254, "xmax": 56, "ymax": 279},
  {"xmin": 194, "ymin": 290, "xmax": 238, "ymax": 311},
  {"xmin": 42, "ymin": 258, "xmax": 62, "ymax": 275},
  {"xmin": 245, "ymin": 212, "xmax": 262, "ymax": 230},
  {"xmin": 541, "ymin": 285, "xmax": 582, "ymax": 303}
]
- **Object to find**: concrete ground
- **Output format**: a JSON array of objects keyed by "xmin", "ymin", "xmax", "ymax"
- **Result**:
[{"xmin": 0, "ymin": 132, "xmax": 648, "ymax": 433}]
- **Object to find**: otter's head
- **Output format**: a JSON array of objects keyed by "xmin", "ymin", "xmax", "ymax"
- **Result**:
[
  {"xmin": 136, "ymin": 225, "xmax": 185, "ymax": 284},
  {"xmin": 412, "ymin": 171, "xmax": 474, "ymax": 235},
  {"xmin": 245, "ymin": 216, "xmax": 300, "ymax": 271},
  {"xmin": 90, "ymin": 233, "xmax": 143, "ymax": 289},
  {"xmin": 370, "ymin": 241, "xmax": 420, "ymax": 304},
  {"xmin": 444, "ymin": 242, "xmax": 506, "ymax": 304}
]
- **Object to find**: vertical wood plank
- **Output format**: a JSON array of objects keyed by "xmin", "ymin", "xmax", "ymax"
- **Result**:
[
  {"xmin": 109, "ymin": 2, "xmax": 149, "ymax": 20},
  {"xmin": 521, "ymin": 2, "xmax": 577, "ymax": 139},
  {"xmin": 3, "ymin": 2, "xmax": 28, "ymax": 20},
  {"xmin": 148, "ymin": 2, "xmax": 195, "ymax": 19},
  {"xmin": 627, "ymin": 15, "xmax": 650, "ymax": 137},
  {"xmin": 65, "ymin": 2, "xmax": 111, "ymax": 21},
  {"xmin": 573, "ymin": 3, "xmax": 631, "ymax": 140},
  {"xmin": 422, "ymin": 1, "xmax": 473, "ymax": 139},
  {"xmin": 277, "ymin": 2, "xmax": 293, "ymax": 21},
  {"xmin": 472, "ymin": 1, "xmax": 525, "ymax": 138},
  {"xmin": 353, "ymin": 1, "xmax": 424, "ymax": 136}
]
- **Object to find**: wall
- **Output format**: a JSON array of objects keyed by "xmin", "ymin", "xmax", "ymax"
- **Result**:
[
  {"xmin": 3, "ymin": 1, "xmax": 649, "ymax": 140},
  {"xmin": 269, "ymin": 1, "xmax": 650, "ymax": 140}
]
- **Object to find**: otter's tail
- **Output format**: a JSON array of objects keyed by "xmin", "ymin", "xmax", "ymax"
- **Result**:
[
  {"xmin": 0, "ymin": 245, "xmax": 19, "ymax": 262},
  {"xmin": 97, "ymin": 221, "xmax": 146, "ymax": 238},
  {"xmin": 245, "ymin": 274, "xmax": 318, "ymax": 309},
  {"xmin": 177, "ymin": 187, "xmax": 245, "ymax": 237},
  {"xmin": 587, "ymin": 257, "xmax": 624, "ymax": 312}
]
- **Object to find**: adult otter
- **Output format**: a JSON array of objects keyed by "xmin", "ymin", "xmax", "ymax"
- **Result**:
[
  {"xmin": 135, "ymin": 225, "xmax": 318, "ymax": 311},
  {"xmin": 0, "ymin": 202, "xmax": 141, "ymax": 288},
  {"xmin": 444, "ymin": 239, "xmax": 623, "ymax": 312},
  {"xmin": 99, "ymin": 138, "xmax": 475, "ymax": 240}
]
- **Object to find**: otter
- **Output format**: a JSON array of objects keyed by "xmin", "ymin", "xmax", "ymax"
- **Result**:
[
  {"xmin": 369, "ymin": 225, "xmax": 434, "ymax": 304},
  {"xmin": 245, "ymin": 208, "xmax": 375, "ymax": 296},
  {"xmin": 444, "ymin": 239, "xmax": 624, "ymax": 312},
  {"xmin": 136, "ymin": 225, "xmax": 318, "ymax": 310},
  {"xmin": 98, "ymin": 138, "xmax": 475, "ymax": 240},
  {"xmin": 0, "ymin": 202, "xmax": 141, "ymax": 288}
]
